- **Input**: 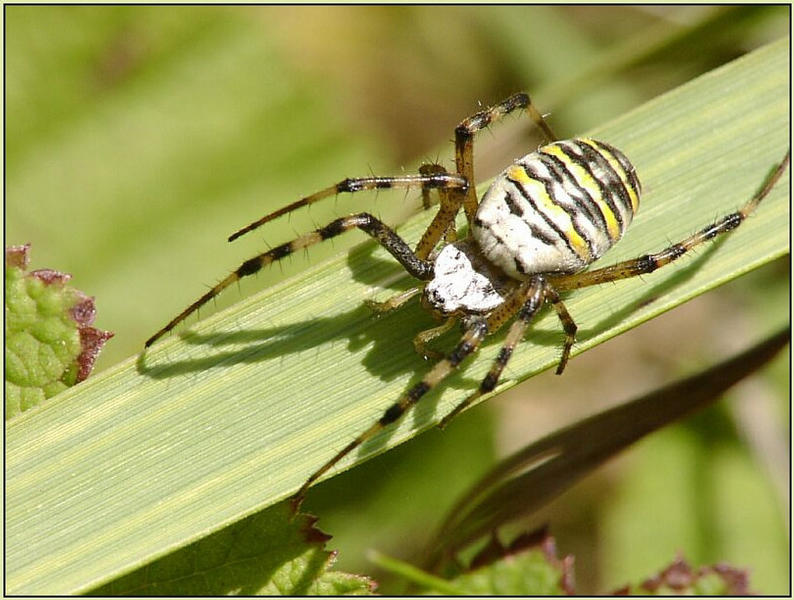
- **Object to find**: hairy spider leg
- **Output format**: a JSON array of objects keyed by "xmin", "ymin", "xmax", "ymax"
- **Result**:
[
  {"xmin": 290, "ymin": 316, "xmax": 490, "ymax": 512},
  {"xmin": 413, "ymin": 317, "xmax": 457, "ymax": 359},
  {"xmin": 416, "ymin": 163, "xmax": 460, "ymax": 256},
  {"xmin": 367, "ymin": 162, "xmax": 466, "ymax": 316},
  {"xmin": 144, "ymin": 213, "xmax": 433, "ymax": 347},
  {"xmin": 455, "ymin": 92, "xmax": 559, "ymax": 225},
  {"xmin": 438, "ymin": 275, "xmax": 547, "ymax": 428},
  {"xmin": 550, "ymin": 149, "xmax": 790, "ymax": 292},
  {"xmin": 543, "ymin": 284, "xmax": 578, "ymax": 375},
  {"xmin": 364, "ymin": 286, "xmax": 423, "ymax": 314},
  {"xmin": 418, "ymin": 163, "xmax": 450, "ymax": 211},
  {"xmin": 228, "ymin": 172, "xmax": 468, "ymax": 242}
]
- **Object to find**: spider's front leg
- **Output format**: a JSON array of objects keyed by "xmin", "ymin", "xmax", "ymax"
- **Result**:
[
  {"xmin": 415, "ymin": 163, "xmax": 464, "ymax": 259},
  {"xmin": 145, "ymin": 213, "xmax": 433, "ymax": 347},
  {"xmin": 364, "ymin": 286, "xmax": 423, "ymax": 315},
  {"xmin": 436, "ymin": 274, "xmax": 580, "ymax": 428},
  {"xmin": 290, "ymin": 316, "xmax": 490, "ymax": 512},
  {"xmin": 228, "ymin": 171, "xmax": 467, "ymax": 242},
  {"xmin": 455, "ymin": 92, "xmax": 558, "ymax": 224}
]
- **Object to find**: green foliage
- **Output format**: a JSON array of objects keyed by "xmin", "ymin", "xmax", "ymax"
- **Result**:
[
  {"xmin": 91, "ymin": 504, "xmax": 374, "ymax": 595},
  {"xmin": 373, "ymin": 532, "xmax": 572, "ymax": 595},
  {"xmin": 440, "ymin": 545, "xmax": 570, "ymax": 595},
  {"xmin": 374, "ymin": 532, "xmax": 751, "ymax": 595},
  {"xmin": 5, "ymin": 6, "xmax": 788, "ymax": 596},
  {"xmin": 5, "ymin": 244, "xmax": 112, "ymax": 417}
]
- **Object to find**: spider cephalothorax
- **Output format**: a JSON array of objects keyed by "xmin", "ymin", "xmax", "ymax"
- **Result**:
[
  {"xmin": 423, "ymin": 240, "xmax": 514, "ymax": 316},
  {"xmin": 145, "ymin": 93, "xmax": 789, "ymax": 511}
]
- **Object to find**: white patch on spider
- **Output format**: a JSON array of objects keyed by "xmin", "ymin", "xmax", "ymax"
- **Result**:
[{"xmin": 424, "ymin": 241, "xmax": 509, "ymax": 315}]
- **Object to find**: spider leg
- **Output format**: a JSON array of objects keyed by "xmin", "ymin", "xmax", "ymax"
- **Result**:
[
  {"xmin": 145, "ymin": 213, "xmax": 433, "ymax": 347},
  {"xmin": 418, "ymin": 163, "xmax": 448, "ymax": 210},
  {"xmin": 415, "ymin": 163, "xmax": 460, "ymax": 258},
  {"xmin": 455, "ymin": 92, "xmax": 558, "ymax": 225},
  {"xmin": 365, "ymin": 286, "xmax": 423, "ymax": 314},
  {"xmin": 438, "ymin": 275, "xmax": 547, "ymax": 428},
  {"xmin": 543, "ymin": 285, "xmax": 578, "ymax": 375},
  {"xmin": 549, "ymin": 149, "xmax": 790, "ymax": 292},
  {"xmin": 413, "ymin": 317, "xmax": 457, "ymax": 360},
  {"xmin": 290, "ymin": 316, "xmax": 490, "ymax": 512},
  {"xmin": 228, "ymin": 172, "xmax": 468, "ymax": 242}
]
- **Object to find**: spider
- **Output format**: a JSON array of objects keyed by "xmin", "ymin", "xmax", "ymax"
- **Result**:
[{"xmin": 145, "ymin": 93, "xmax": 790, "ymax": 511}]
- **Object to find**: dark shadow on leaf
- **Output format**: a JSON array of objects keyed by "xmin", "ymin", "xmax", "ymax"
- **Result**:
[
  {"xmin": 135, "ymin": 233, "xmax": 732, "ymax": 487},
  {"xmin": 139, "ymin": 222, "xmax": 726, "ymax": 381}
]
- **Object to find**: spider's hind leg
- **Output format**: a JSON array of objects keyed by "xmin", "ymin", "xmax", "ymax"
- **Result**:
[
  {"xmin": 290, "ymin": 315, "xmax": 490, "ymax": 512},
  {"xmin": 544, "ymin": 285, "xmax": 578, "ymax": 375}
]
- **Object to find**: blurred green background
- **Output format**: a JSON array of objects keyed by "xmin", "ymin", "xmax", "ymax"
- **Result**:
[{"xmin": 6, "ymin": 6, "xmax": 789, "ymax": 594}]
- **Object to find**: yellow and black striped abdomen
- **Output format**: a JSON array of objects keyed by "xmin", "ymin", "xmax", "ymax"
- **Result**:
[{"xmin": 472, "ymin": 137, "xmax": 641, "ymax": 279}]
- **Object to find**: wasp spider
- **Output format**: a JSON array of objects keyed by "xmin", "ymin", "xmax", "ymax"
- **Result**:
[{"xmin": 145, "ymin": 93, "xmax": 789, "ymax": 510}]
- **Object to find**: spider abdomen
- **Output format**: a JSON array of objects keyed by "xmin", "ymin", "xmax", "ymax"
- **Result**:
[{"xmin": 472, "ymin": 137, "xmax": 641, "ymax": 279}]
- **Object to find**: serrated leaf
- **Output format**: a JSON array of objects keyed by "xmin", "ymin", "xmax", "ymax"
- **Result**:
[
  {"xmin": 444, "ymin": 535, "xmax": 573, "ymax": 595},
  {"xmin": 613, "ymin": 555, "xmax": 751, "ymax": 595},
  {"xmin": 5, "ymin": 244, "xmax": 113, "ymax": 418},
  {"xmin": 90, "ymin": 503, "xmax": 375, "ymax": 596},
  {"xmin": 442, "ymin": 551, "xmax": 567, "ymax": 596},
  {"xmin": 5, "ymin": 39, "xmax": 789, "ymax": 594},
  {"xmin": 376, "ymin": 531, "xmax": 753, "ymax": 596},
  {"xmin": 373, "ymin": 529, "xmax": 574, "ymax": 595}
]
